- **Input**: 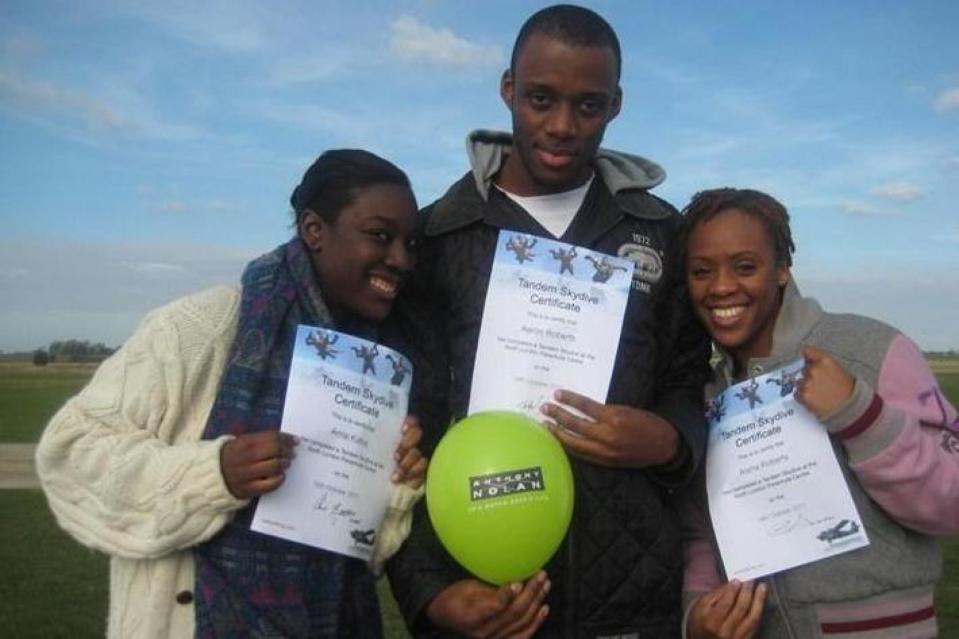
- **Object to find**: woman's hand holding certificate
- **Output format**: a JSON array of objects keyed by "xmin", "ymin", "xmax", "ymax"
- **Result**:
[{"xmin": 794, "ymin": 346, "xmax": 855, "ymax": 421}]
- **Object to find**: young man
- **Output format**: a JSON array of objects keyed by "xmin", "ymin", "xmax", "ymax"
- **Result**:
[{"xmin": 386, "ymin": 5, "xmax": 710, "ymax": 637}]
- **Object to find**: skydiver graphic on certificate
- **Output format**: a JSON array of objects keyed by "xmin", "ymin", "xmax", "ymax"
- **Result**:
[{"xmin": 469, "ymin": 230, "xmax": 634, "ymax": 419}]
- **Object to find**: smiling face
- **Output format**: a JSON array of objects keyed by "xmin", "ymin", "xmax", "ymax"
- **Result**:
[
  {"xmin": 300, "ymin": 182, "xmax": 417, "ymax": 321},
  {"xmin": 497, "ymin": 32, "xmax": 621, "ymax": 196},
  {"xmin": 685, "ymin": 208, "xmax": 790, "ymax": 374}
]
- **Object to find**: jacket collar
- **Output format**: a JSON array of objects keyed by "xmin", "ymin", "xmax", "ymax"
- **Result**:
[
  {"xmin": 427, "ymin": 130, "xmax": 670, "ymax": 236},
  {"xmin": 714, "ymin": 279, "xmax": 824, "ymax": 385}
]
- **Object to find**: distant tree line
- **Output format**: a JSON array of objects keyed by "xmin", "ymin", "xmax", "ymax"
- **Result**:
[
  {"xmin": 925, "ymin": 350, "xmax": 959, "ymax": 359},
  {"xmin": 30, "ymin": 340, "xmax": 116, "ymax": 366}
]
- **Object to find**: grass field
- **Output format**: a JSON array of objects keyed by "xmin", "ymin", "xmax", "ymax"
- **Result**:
[
  {"xmin": 0, "ymin": 362, "xmax": 93, "ymax": 442},
  {"xmin": 1, "ymin": 360, "xmax": 957, "ymax": 637}
]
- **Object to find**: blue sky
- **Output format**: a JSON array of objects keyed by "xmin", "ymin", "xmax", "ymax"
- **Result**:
[{"xmin": 1, "ymin": 0, "xmax": 957, "ymax": 352}]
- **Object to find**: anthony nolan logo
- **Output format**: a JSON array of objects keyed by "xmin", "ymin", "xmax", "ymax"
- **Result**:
[{"xmin": 470, "ymin": 467, "xmax": 545, "ymax": 501}]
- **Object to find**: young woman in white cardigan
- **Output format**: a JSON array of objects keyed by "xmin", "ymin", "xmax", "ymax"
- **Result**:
[{"xmin": 37, "ymin": 150, "xmax": 428, "ymax": 638}]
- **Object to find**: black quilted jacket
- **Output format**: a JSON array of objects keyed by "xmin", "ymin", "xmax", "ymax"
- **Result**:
[{"xmin": 384, "ymin": 168, "xmax": 710, "ymax": 638}]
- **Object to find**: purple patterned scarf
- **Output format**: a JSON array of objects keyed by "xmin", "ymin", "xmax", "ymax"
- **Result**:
[{"xmin": 193, "ymin": 238, "xmax": 382, "ymax": 638}]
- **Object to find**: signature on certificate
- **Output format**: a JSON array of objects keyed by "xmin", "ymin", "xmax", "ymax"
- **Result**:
[
  {"xmin": 766, "ymin": 512, "xmax": 815, "ymax": 537},
  {"xmin": 517, "ymin": 395, "xmax": 548, "ymax": 414},
  {"xmin": 313, "ymin": 491, "xmax": 360, "ymax": 527}
]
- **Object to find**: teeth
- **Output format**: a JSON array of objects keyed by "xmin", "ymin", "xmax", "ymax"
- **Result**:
[
  {"xmin": 712, "ymin": 306, "xmax": 745, "ymax": 319},
  {"xmin": 370, "ymin": 277, "xmax": 396, "ymax": 295}
]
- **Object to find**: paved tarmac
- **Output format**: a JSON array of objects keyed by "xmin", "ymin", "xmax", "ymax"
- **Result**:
[{"xmin": 0, "ymin": 443, "xmax": 39, "ymax": 488}]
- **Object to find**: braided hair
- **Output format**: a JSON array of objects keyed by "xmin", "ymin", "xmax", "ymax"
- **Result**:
[{"xmin": 678, "ymin": 188, "xmax": 796, "ymax": 269}]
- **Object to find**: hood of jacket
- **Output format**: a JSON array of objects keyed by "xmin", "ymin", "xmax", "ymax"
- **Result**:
[
  {"xmin": 465, "ymin": 129, "xmax": 666, "ymax": 200},
  {"xmin": 426, "ymin": 130, "xmax": 671, "ymax": 236}
]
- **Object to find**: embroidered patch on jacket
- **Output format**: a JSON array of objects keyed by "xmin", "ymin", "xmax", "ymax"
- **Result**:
[{"xmin": 617, "ymin": 242, "xmax": 663, "ymax": 292}]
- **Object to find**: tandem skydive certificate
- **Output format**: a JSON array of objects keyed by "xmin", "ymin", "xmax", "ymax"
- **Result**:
[
  {"xmin": 705, "ymin": 360, "xmax": 868, "ymax": 581},
  {"xmin": 469, "ymin": 230, "xmax": 634, "ymax": 418},
  {"xmin": 251, "ymin": 325, "xmax": 411, "ymax": 560}
]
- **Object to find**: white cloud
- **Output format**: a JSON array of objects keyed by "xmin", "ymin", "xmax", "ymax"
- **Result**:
[
  {"xmin": 390, "ymin": 16, "xmax": 502, "ymax": 68},
  {"xmin": 839, "ymin": 200, "xmax": 892, "ymax": 217},
  {"xmin": 0, "ymin": 69, "xmax": 132, "ymax": 131},
  {"xmin": 132, "ymin": 262, "xmax": 190, "ymax": 276},
  {"xmin": 0, "ymin": 68, "xmax": 202, "ymax": 142},
  {"xmin": 252, "ymin": 99, "xmax": 469, "ymax": 159},
  {"xmin": 934, "ymin": 87, "xmax": 959, "ymax": 112},
  {"xmin": 154, "ymin": 198, "xmax": 237, "ymax": 215},
  {"xmin": 113, "ymin": 0, "xmax": 271, "ymax": 52},
  {"xmin": 871, "ymin": 181, "xmax": 922, "ymax": 202},
  {"xmin": 267, "ymin": 55, "xmax": 344, "ymax": 86}
]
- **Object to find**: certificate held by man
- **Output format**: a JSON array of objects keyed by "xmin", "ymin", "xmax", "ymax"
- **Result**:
[
  {"xmin": 251, "ymin": 324, "xmax": 412, "ymax": 560},
  {"xmin": 469, "ymin": 230, "xmax": 634, "ymax": 418},
  {"xmin": 705, "ymin": 360, "xmax": 869, "ymax": 581}
]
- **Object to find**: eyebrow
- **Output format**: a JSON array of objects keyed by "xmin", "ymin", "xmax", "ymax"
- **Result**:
[
  {"xmin": 523, "ymin": 83, "xmax": 612, "ymax": 99},
  {"xmin": 358, "ymin": 215, "xmax": 401, "ymax": 227},
  {"xmin": 687, "ymin": 250, "xmax": 762, "ymax": 262}
]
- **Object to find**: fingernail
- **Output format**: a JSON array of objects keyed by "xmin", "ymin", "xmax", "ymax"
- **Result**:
[
  {"xmin": 391, "ymin": 472, "xmax": 400, "ymax": 482},
  {"xmin": 540, "ymin": 605, "xmax": 549, "ymax": 617},
  {"xmin": 543, "ymin": 580, "xmax": 551, "ymax": 593},
  {"xmin": 402, "ymin": 422, "xmax": 409, "ymax": 432},
  {"xmin": 510, "ymin": 582, "xmax": 522, "ymax": 594}
]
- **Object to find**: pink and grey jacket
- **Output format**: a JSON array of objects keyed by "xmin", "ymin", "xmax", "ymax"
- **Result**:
[{"xmin": 682, "ymin": 280, "xmax": 959, "ymax": 639}]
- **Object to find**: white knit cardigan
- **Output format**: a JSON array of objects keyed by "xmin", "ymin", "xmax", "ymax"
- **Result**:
[{"xmin": 36, "ymin": 286, "xmax": 422, "ymax": 638}]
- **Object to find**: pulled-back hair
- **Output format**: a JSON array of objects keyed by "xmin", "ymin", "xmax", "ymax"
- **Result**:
[
  {"xmin": 679, "ymin": 188, "xmax": 796, "ymax": 267},
  {"xmin": 511, "ymin": 4, "xmax": 622, "ymax": 81},
  {"xmin": 290, "ymin": 149, "xmax": 411, "ymax": 224}
]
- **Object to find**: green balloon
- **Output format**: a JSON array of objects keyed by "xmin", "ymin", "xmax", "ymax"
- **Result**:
[{"xmin": 425, "ymin": 410, "xmax": 574, "ymax": 585}]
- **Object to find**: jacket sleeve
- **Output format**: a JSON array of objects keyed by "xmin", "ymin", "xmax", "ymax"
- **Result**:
[
  {"xmin": 368, "ymin": 482, "xmax": 425, "ymax": 576},
  {"xmin": 381, "ymin": 215, "xmax": 470, "ymax": 629},
  {"xmin": 648, "ymin": 216, "xmax": 712, "ymax": 486},
  {"xmin": 823, "ymin": 334, "xmax": 959, "ymax": 536},
  {"xmin": 678, "ymin": 469, "xmax": 725, "ymax": 638},
  {"xmin": 35, "ymin": 291, "xmax": 247, "ymax": 560}
]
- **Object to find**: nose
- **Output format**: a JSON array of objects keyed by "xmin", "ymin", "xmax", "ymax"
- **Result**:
[
  {"xmin": 545, "ymin": 102, "xmax": 576, "ymax": 139},
  {"xmin": 708, "ymin": 266, "xmax": 737, "ymax": 296},
  {"xmin": 385, "ymin": 239, "xmax": 415, "ymax": 273}
]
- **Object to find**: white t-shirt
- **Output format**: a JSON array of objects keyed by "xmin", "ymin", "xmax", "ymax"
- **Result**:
[{"xmin": 496, "ymin": 176, "xmax": 594, "ymax": 239}]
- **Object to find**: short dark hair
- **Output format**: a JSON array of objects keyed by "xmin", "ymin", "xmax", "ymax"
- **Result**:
[
  {"xmin": 679, "ymin": 188, "xmax": 796, "ymax": 267},
  {"xmin": 511, "ymin": 4, "xmax": 622, "ymax": 81},
  {"xmin": 290, "ymin": 149, "xmax": 411, "ymax": 224}
]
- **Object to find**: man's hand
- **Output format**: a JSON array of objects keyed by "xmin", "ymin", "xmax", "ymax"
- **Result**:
[
  {"xmin": 540, "ymin": 389, "xmax": 679, "ymax": 467},
  {"xmin": 688, "ymin": 580, "xmax": 766, "ymax": 639},
  {"xmin": 392, "ymin": 415, "xmax": 428, "ymax": 489},
  {"xmin": 796, "ymin": 346, "xmax": 855, "ymax": 421},
  {"xmin": 425, "ymin": 573, "xmax": 550, "ymax": 639},
  {"xmin": 220, "ymin": 431, "xmax": 297, "ymax": 499}
]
